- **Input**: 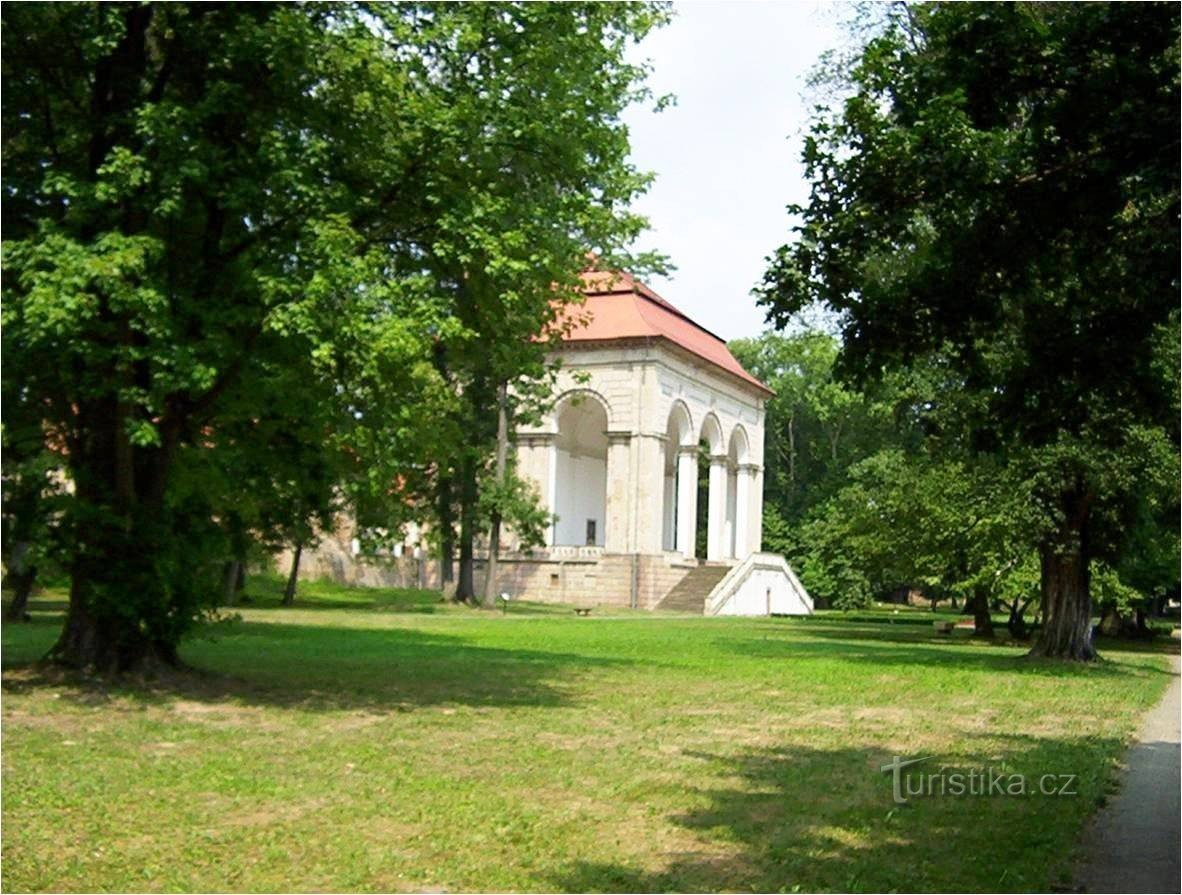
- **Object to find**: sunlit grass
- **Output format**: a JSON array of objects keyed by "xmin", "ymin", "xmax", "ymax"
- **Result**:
[{"xmin": 2, "ymin": 577, "xmax": 1173, "ymax": 892}]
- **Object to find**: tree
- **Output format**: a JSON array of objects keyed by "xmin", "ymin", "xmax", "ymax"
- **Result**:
[
  {"xmin": 760, "ymin": 2, "xmax": 1180, "ymax": 660},
  {"xmin": 2, "ymin": 332, "xmax": 67, "ymax": 621},
  {"xmin": 3, "ymin": 3, "xmax": 437, "ymax": 671},
  {"xmin": 730, "ymin": 329, "xmax": 908, "ymax": 528},
  {"xmin": 2, "ymin": 2, "xmax": 666, "ymax": 670},
  {"xmin": 372, "ymin": 5, "xmax": 670, "ymax": 603},
  {"xmin": 797, "ymin": 448, "xmax": 1036, "ymax": 634},
  {"xmin": 1, "ymin": 436, "xmax": 65, "ymax": 623}
]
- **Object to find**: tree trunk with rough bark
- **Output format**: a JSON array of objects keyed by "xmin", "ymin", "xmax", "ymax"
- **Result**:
[
  {"xmin": 49, "ymin": 393, "xmax": 186, "ymax": 674},
  {"xmin": 969, "ymin": 585, "xmax": 994, "ymax": 638},
  {"xmin": 1029, "ymin": 490, "xmax": 1096, "ymax": 661},
  {"xmin": 437, "ymin": 473, "xmax": 455, "ymax": 587},
  {"xmin": 50, "ymin": 532, "xmax": 181, "ymax": 674},
  {"xmin": 481, "ymin": 382, "xmax": 509, "ymax": 607},
  {"xmin": 282, "ymin": 544, "xmax": 302, "ymax": 606}
]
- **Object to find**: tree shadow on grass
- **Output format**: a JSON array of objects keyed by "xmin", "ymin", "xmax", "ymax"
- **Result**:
[
  {"xmin": 551, "ymin": 731, "xmax": 1125, "ymax": 893},
  {"xmin": 719, "ymin": 620, "xmax": 1177, "ymax": 678},
  {"xmin": 1, "ymin": 617, "xmax": 629, "ymax": 714}
]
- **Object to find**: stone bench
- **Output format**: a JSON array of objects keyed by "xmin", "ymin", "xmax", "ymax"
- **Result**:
[
  {"xmin": 574, "ymin": 607, "xmax": 593, "ymax": 617},
  {"xmin": 933, "ymin": 620, "xmax": 955, "ymax": 635}
]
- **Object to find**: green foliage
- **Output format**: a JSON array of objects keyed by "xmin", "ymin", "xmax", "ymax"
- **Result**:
[
  {"xmin": 730, "ymin": 330, "xmax": 903, "ymax": 524},
  {"xmin": 1091, "ymin": 562, "xmax": 1144, "ymax": 614},
  {"xmin": 478, "ymin": 470, "xmax": 553, "ymax": 552},
  {"xmin": 758, "ymin": 2, "xmax": 1180, "ymax": 643},
  {"xmin": 1, "ymin": 2, "xmax": 668, "ymax": 665},
  {"xmin": 795, "ymin": 448, "xmax": 1038, "ymax": 611}
]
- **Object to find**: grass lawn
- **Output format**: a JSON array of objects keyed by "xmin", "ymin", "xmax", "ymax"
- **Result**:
[{"xmin": 2, "ymin": 577, "xmax": 1175, "ymax": 893}]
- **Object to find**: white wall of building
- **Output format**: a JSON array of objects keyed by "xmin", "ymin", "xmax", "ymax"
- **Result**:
[
  {"xmin": 553, "ymin": 448, "xmax": 606, "ymax": 546},
  {"xmin": 707, "ymin": 554, "xmax": 814, "ymax": 617},
  {"xmin": 514, "ymin": 339, "xmax": 767, "ymax": 560}
]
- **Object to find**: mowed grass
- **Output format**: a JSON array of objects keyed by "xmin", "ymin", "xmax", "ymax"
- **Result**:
[{"xmin": 2, "ymin": 578, "xmax": 1174, "ymax": 893}]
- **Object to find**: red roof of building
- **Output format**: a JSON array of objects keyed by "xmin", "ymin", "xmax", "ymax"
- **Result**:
[{"xmin": 554, "ymin": 270, "xmax": 773, "ymax": 396}]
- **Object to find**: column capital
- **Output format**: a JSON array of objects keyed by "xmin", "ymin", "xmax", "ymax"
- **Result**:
[
  {"xmin": 709, "ymin": 453, "xmax": 729, "ymax": 466},
  {"xmin": 738, "ymin": 462, "xmax": 762, "ymax": 474},
  {"xmin": 677, "ymin": 443, "xmax": 699, "ymax": 457},
  {"xmin": 517, "ymin": 432, "xmax": 556, "ymax": 447},
  {"xmin": 606, "ymin": 430, "xmax": 632, "ymax": 446}
]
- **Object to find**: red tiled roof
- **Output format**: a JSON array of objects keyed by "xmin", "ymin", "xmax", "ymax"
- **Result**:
[{"xmin": 554, "ymin": 270, "xmax": 773, "ymax": 396}]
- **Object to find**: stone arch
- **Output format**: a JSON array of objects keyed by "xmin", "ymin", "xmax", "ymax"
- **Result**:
[
  {"xmin": 667, "ymin": 399, "xmax": 695, "ymax": 446},
  {"xmin": 726, "ymin": 426, "xmax": 751, "ymax": 558},
  {"xmin": 698, "ymin": 412, "xmax": 724, "ymax": 454},
  {"xmin": 663, "ymin": 400, "xmax": 697, "ymax": 553},
  {"xmin": 550, "ymin": 387, "xmax": 613, "ymax": 432},
  {"xmin": 550, "ymin": 390, "xmax": 610, "ymax": 547},
  {"xmin": 727, "ymin": 425, "xmax": 750, "ymax": 465}
]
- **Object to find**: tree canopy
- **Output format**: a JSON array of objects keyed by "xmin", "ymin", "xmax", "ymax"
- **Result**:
[
  {"xmin": 2, "ymin": 1, "xmax": 668, "ymax": 670},
  {"xmin": 759, "ymin": 1, "xmax": 1180, "ymax": 659}
]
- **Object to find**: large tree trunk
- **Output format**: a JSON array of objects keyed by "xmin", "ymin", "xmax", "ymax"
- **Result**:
[
  {"xmin": 49, "ymin": 398, "xmax": 186, "ymax": 673},
  {"xmin": 437, "ymin": 473, "xmax": 455, "ymax": 587},
  {"xmin": 50, "ymin": 539, "xmax": 180, "ymax": 674},
  {"xmin": 221, "ymin": 559, "xmax": 242, "ymax": 607},
  {"xmin": 4, "ymin": 541, "xmax": 37, "ymax": 623},
  {"xmin": 969, "ymin": 585, "xmax": 994, "ymax": 638},
  {"xmin": 51, "ymin": 592, "xmax": 178, "ymax": 673},
  {"xmin": 480, "ymin": 382, "xmax": 509, "ymax": 607},
  {"xmin": 455, "ymin": 453, "xmax": 477, "ymax": 603},
  {"xmin": 1029, "ymin": 490, "xmax": 1096, "ymax": 661},
  {"xmin": 281, "ymin": 543, "xmax": 302, "ymax": 606}
]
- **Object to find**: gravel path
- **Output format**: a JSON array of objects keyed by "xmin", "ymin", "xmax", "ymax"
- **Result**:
[{"xmin": 1072, "ymin": 650, "xmax": 1180, "ymax": 894}]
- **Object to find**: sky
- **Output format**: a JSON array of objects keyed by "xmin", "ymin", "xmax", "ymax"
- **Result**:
[{"xmin": 621, "ymin": 1, "xmax": 847, "ymax": 342}]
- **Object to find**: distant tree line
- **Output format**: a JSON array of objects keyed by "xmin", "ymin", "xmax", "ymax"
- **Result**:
[{"xmin": 732, "ymin": 329, "xmax": 1179, "ymax": 643}]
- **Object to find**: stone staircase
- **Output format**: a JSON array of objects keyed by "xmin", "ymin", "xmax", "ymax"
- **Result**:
[{"xmin": 656, "ymin": 564, "xmax": 731, "ymax": 614}]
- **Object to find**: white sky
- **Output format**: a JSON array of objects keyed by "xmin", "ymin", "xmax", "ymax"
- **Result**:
[{"xmin": 622, "ymin": 0, "xmax": 847, "ymax": 341}]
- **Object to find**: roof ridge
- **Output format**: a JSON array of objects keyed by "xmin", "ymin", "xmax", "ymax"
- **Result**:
[
  {"xmin": 582, "ymin": 270, "xmax": 730, "ymax": 346},
  {"xmin": 574, "ymin": 268, "xmax": 772, "ymax": 395}
]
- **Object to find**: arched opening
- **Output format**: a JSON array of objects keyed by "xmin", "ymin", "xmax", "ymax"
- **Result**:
[
  {"xmin": 699, "ymin": 414, "xmax": 725, "ymax": 561},
  {"xmin": 662, "ymin": 402, "xmax": 693, "ymax": 552},
  {"xmin": 695, "ymin": 439, "xmax": 710, "ymax": 559},
  {"xmin": 726, "ymin": 426, "xmax": 750, "ymax": 558},
  {"xmin": 552, "ymin": 394, "xmax": 608, "ymax": 547}
]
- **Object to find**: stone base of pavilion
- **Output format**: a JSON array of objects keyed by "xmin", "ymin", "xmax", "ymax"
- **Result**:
[{"xmin": 287, "ymin": 535, "xmax": 812, "ymax": 616}]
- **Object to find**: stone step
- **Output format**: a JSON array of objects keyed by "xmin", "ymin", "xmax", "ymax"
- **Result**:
[{"xmin": 655, "ymin": 565, "xmax": 731, "ymax": 614}]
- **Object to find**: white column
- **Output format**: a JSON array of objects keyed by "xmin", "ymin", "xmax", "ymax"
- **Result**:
[
  {"xmin": 749, "ymin": 465, "xmax": 764, "ymax": 553},
  {"xmin": 706, "ymin": 453, "xmax": 728, "ymax": 561},
  {"xmin": 676, "ymin": 444, "xmax": 698, "ymax": 559},
  {"xmin": 604, "ymin": 432, "xmax": 631, "ymax": 553},
  {"xmin": 725, "ymin": 466, "xmax": 737, "ymax": 557},
  {"xmin": 662, "ymin": 472, "xmax": 676, "ymax": 551},
  {"xmin": 734, "ymin": 463, "xmax": 754, "ymax": 558}
]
